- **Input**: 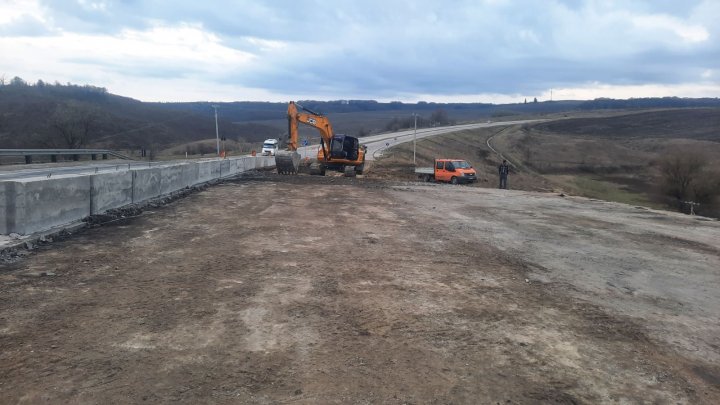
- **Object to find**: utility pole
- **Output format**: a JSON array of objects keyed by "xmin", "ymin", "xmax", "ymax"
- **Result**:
[
  {"xmin": 413, "ymin": 113, "xmax": 418, "ymax": 165},
  {"xmin": 212, "ymin": 105, "xmax": 220, "ymax": 156}
]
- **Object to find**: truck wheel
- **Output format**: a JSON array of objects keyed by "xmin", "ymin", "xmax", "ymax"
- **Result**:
[
  {"xmin": 424, "ymin": 174, "xmax": 431, "ymax": 182},
  {"xmin": 450, "ymin": 176, "xmax": 459, "ymax": 185},
  {"xmin": 355, "ymin": 163, "xmax": 365, "ymax": 175}
]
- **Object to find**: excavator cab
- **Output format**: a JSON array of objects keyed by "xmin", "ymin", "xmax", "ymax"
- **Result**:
[{"xmin": 329, "ymin": 135, "xmax": 359, "ymax": 161}]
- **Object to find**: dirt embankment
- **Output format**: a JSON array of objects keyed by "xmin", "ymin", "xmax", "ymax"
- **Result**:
[
  {"xmin": 372, "ymin": 108, "xmax": 720, "ymax": 217},
  {"xmin": 367, "ymin": 126, "xmax": 555, "ymax": 192},
  {"xmin": 1, "ymin": 173, "xmax": 718, "ymax": 403}
]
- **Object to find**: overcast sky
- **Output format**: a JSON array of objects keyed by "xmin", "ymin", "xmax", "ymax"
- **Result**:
[{"xmin": 1, "ymin": 0, "xmax": 719, "ymax": 103}]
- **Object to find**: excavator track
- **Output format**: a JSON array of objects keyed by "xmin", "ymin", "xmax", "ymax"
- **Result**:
[{"xmin": 309, "ymin": 162, "xmax": 325, "ymax": 176}]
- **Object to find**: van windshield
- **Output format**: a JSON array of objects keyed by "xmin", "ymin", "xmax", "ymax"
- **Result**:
[
  {"xmin": 452, "ymin": 161, "xmax": 470, "ymax": 168},
  {"xmin": 263, "ymin": 143, "xmax": 276, "ymax": 148}
]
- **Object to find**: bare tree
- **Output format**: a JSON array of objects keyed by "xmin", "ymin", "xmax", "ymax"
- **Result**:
[
  {"xmin": 48, "ymin": 102, "xmax": 98, "ymax": 148},
  {"xmin": 659, "ymin": 152, "xmax": 706, "ymax": 206},
  {"xmin": 9, "ymin": 76, "xmax": 27, "ymax": 86},
  {"xmin": 197, "ymin": 142, "xmax": 214, "ymax": 156},
  {"xmin": 430, "ymin": 109, "xmax": 450, "ymax": 126},
  {"xmin": 691, "ymin": 175, "xmax": 719, "ymax": 205}
]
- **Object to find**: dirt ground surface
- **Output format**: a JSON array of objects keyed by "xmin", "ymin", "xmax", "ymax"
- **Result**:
[{"xmin": 1, "ymin": 173, "xmax": 719, "ymax": 404}]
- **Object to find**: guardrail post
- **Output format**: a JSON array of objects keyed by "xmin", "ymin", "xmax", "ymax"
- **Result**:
[{"xmin": 1, "ymin": 149, "xmax": 133, "ymax": 161}]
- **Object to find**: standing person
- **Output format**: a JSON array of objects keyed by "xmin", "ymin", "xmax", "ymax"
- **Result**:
[{"xmin": 498, "ymin": 159, "xmax": 510, "ymax": 189}]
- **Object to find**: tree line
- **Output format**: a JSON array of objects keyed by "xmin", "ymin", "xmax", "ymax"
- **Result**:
[{"xmin": 384, "ymin": 109, "xmax": 454, "ymax": 132}]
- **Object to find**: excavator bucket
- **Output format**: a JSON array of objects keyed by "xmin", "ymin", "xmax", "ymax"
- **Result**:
[{"xmin": 275, "ymin": 151, "xmax": 300, "ymax": 174}]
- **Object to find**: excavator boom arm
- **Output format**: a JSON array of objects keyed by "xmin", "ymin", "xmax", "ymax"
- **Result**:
[{"xmin": 287, "ymin": 101, "xmax": 334, "ymax": 158}]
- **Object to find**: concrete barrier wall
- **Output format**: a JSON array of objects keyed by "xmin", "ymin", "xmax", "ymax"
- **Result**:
[
  {"xmin": 1, "ymin": 156, "xmax": 273, "ymax": 236},
  {"xmin": 91, "ymin": 172, "xmax": 133, "ymax": 214},
  {"xmin": 210, "ymin": 161, "xmax": 221, "ymax": 180},
  {"xmin": 196, "ymin": 161, "xmax": 215, "ymax": 184},
  {"xmin": 8, "ymin": 176, "xmax": 92, "ymax": 235},
  {"xmin": 1, "ymin": 182, "xmax": 16, "ymax": 234},
  {"xmin": 1, "ymin": 181, "xmax": 21, "ymax": 235},
  {"xmin": 159, "ymin": 165, "xmax": 187, "ymax": 195},
  {"xmin": 182, "ymin": 163, "xmax": 199, "ymax": 188},
  {"xmin": 237, "ymin": 158, "xmax": 247, "ymax": 173},
  {"xmin": 219, "ymin": 160, "xmax": 230, "ymax": 178},
  {"xmin": 132, "ymin": 168, "xmax": 162, "ymax": 203}
]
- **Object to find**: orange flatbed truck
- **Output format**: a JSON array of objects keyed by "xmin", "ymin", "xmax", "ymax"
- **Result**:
[{"xmin": 416, "ymin": 159, "xmax": 477, "ymax": 184}]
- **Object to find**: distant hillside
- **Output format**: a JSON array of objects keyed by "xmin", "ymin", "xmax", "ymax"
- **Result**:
[
  {"xmin": 151, "ymin": 99, "xmax": 586, "ymax": 128},
  {"xmin": 0, "ymin": 80, "xmax": 280, "ymax": 150},
  {"xmin": 534, "ymin": 108, "xmax": 720, "ymax": 141},
  {"xmin": 2, "ymin": 77, "xmax": 719, "ymax": 151},
  {"xmin": 152, "ymin": 98, "xmax": 720, "ymax": 139}
]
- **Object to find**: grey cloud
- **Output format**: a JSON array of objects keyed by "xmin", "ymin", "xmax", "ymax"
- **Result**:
[
  {"xmin": 10, "ymin": 0, "xmax": 720, "ymax": 99},
  {"xmin": 62, "ymin": 56, "xmax": 201, "ymax": 79}
]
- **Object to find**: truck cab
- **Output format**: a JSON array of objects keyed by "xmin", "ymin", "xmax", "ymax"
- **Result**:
[
  {"xmin": 261, "ymin": 139, "xmax": 279, "ymax": 156},
  {"xmin": 417, "ymin": 159, "xmax": 477, "ymax": 184}
]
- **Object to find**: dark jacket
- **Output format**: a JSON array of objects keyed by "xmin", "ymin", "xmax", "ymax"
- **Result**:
[{"xmin": 499, "ymin": 163, "xmax": 509, "ymax": 175}]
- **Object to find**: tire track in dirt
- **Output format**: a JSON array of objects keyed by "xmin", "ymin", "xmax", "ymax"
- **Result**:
[{"xmin": 0, "ymin": 174, "xmax": 717, "ymax": 403}]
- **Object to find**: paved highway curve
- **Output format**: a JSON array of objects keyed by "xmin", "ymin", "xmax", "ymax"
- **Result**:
[{"xmin": 0, "ymin": 119, "xmax": 544, "ymax": 181}]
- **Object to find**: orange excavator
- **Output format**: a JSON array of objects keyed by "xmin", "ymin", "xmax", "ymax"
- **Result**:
[{"xmin": 275, "ymin": 101, "xmax": 366, "ymax": 176}]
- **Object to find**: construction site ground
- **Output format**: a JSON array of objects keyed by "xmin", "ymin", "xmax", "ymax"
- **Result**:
[{"xmin": 1, "ymin": 172, "xmax": 719, "ymax": 404}]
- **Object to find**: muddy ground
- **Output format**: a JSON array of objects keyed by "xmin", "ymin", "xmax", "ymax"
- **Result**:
[{"xmin": 1, "ymin": 173, "xmax": 719, "ymax": 404}]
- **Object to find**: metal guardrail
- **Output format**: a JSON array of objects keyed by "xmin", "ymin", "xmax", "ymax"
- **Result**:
[{"xmin": 0, "ymin": 149, "xmax": 133, "ymax": 164}]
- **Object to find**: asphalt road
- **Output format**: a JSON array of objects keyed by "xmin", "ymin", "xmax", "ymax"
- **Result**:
[
  {"xmin": 294, "ymin": 119, "xmax": 545, "ymax": 161},
  {"xmin": 0, "ymin": 119, "xmax": 543, "ymax": 181}
]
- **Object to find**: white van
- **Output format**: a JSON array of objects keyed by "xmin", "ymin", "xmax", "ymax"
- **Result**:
[{"xmin": 261, "ymin": 139, "xmax": 279, "ymax": 156}]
